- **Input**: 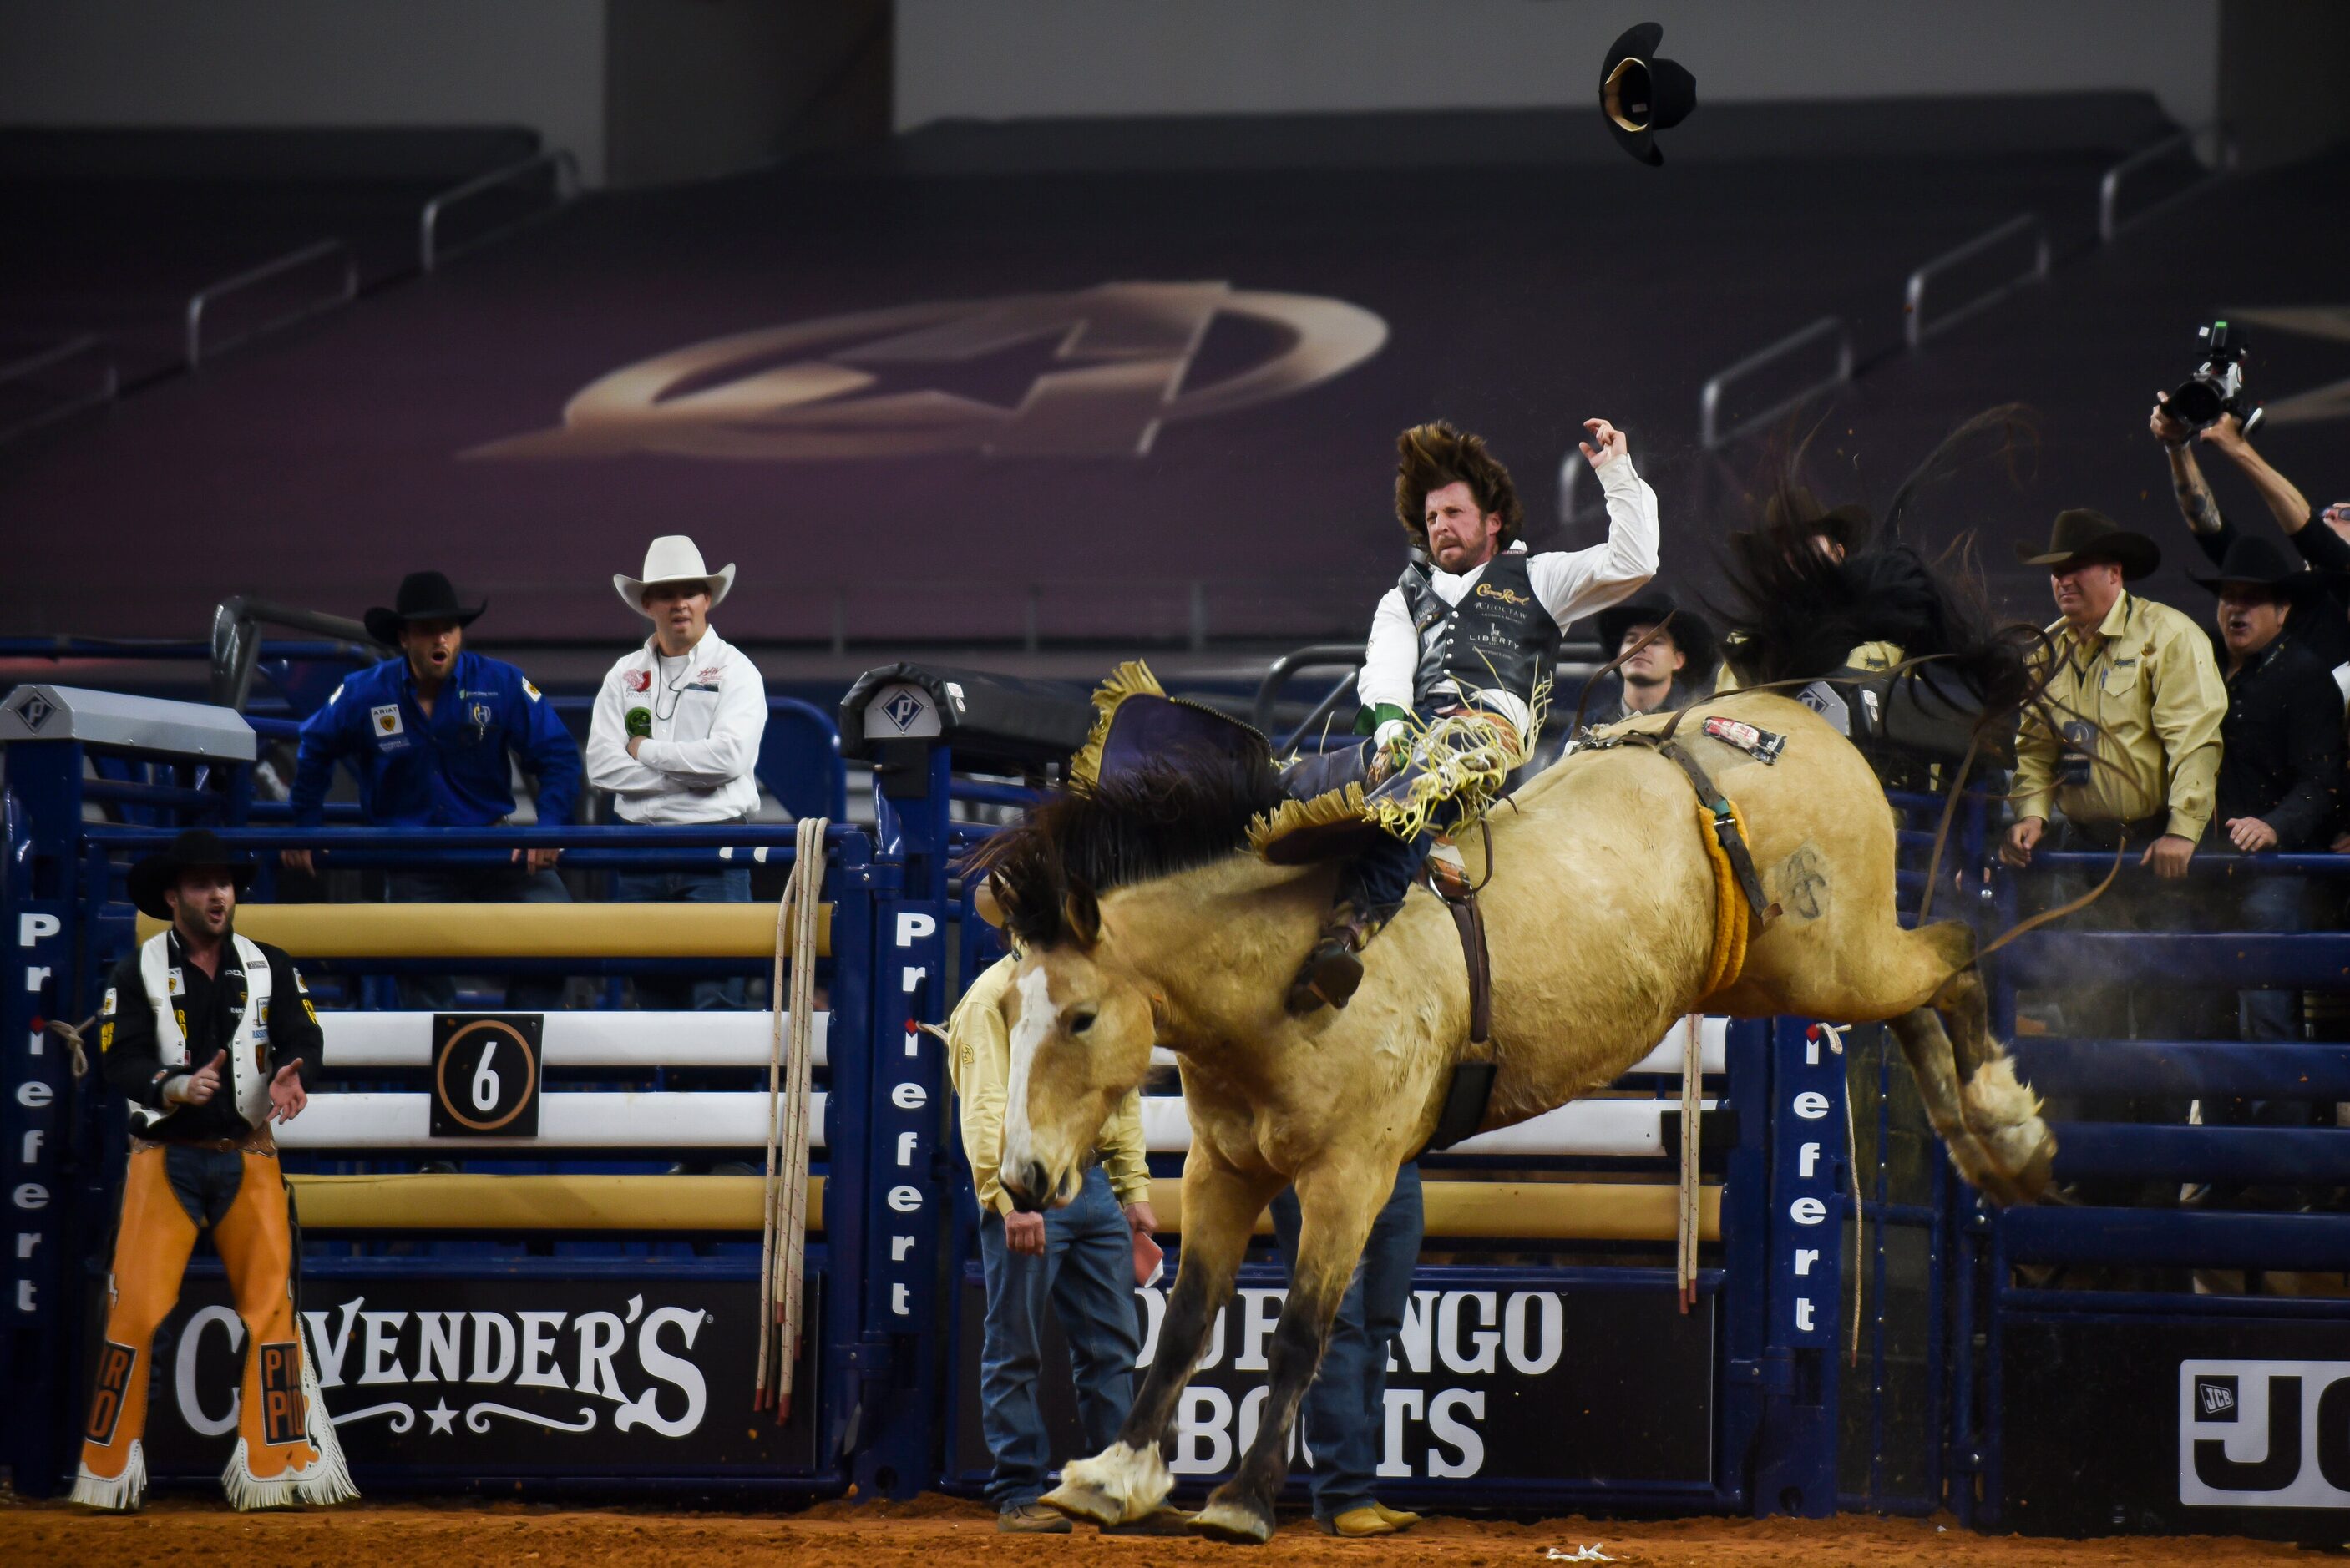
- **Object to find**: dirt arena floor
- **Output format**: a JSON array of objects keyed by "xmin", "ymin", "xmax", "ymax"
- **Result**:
[{"xmin": 3, "ymin": 1492, "xmax": 2332, "ymax": 1566}]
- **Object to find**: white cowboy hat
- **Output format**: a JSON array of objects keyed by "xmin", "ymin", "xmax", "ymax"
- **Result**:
[{"xmin": 613, "ymin": 534, "xmax": 736, "ymax": 617}]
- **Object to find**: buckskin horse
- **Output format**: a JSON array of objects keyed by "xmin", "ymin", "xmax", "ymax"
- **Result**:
[{"xmin": 965, "ymin": 529, "xmax": 2054, "ymax": 1543}]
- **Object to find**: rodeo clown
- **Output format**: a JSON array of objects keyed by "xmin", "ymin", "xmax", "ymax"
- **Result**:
[
  {"xmin": 72, "ymin": 828, "xmax": 352, "ymax": 1512},
  {"xmin": 1284, "ymin": 417, "xmax": 1659, "ymax": 1012}
]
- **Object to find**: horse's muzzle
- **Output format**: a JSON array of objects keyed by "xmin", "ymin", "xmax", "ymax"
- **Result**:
[{"xmin": 1003, "ymin": 1159, "xmax": 1051, "ymax": 1212}]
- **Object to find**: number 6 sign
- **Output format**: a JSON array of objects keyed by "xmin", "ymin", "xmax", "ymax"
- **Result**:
[{"xmin": 429, "ymin": 1014, "xmax": 543, "ymax": 1137}]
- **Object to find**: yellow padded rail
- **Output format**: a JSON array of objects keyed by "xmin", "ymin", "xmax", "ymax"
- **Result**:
[
  {"xmin": 285, "ymin": 1172, "xmax": 1717, "ymax": 1244},
  {"xmin": 136, "ymin": 900, "xmax": 827, "ymax": 959},
  {"xmin": 289, "ymin": 1173, "xmax": 824, "ymax": 1232}
]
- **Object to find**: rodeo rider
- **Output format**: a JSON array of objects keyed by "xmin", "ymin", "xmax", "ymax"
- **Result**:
[{"xmin": 73, "ymin": 829, "xmax": 352, "ymax": 1513}]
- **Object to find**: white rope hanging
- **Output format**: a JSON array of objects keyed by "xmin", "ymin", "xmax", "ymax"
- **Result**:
[
  {"xmin": 1811, "ymin": 1021, "xmax": 1867, "ymax": 1368},
  {"xmin": 1675, "ymin": 1012, "xmax": 1703, "ymax": 1312},
  {"xmin": 756, "ymin": 816, "xmax": 827, "ymax": 1419}
]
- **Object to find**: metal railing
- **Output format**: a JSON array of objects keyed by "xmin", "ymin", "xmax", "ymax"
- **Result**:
[
  {"xmin": 1903, "ymin": 213, "xmax": 2049, "ymax": 350},
  {"xmin": 2098, "ymin": 124, "xmax": 2233, "ymax": 243},
  {"xmin": 1698, "ymin": 315, "xmax": 1852, "ymax": 450},
  {"xmin": 208, "ymin": 594, "xmax": 383, "ymax": 707},
  {"xmin": 421, "ymin": 149, "xmax": 580, "ymax": 273},
  {"xmin": 1249, "ymin": 642, "xmax": 1366, "ymax": 741},
  {"xmin": 0, "ymin": 336, "xmax": 119, "ymax": 443},
  {"xmin": 185, "ymin": 239, "xmax": 357, "ymax": 367}
]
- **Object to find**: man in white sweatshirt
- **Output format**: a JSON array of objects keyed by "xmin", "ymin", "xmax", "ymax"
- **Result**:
[{"xmin": 588, "ymin": 535, "xmax": 769, "ymax": 1009}]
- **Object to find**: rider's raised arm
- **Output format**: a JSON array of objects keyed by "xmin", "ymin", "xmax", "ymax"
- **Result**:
[{"xmin": 1526, "ymin": 437, "xmax": 1659, "ymax": 629}]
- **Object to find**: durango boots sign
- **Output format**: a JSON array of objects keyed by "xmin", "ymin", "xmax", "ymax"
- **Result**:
[
  {"xmin": 98, "ymin": 1275, "xmax": 822, "ymax": 1481},
  {"xmin": 953, "ymin": 1266, "xmax": 1715, "ymax": 1490}
]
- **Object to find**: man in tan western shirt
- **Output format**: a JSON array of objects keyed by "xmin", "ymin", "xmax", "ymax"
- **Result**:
[
  {"xmin": 948, "ymin": 954, "xmax": 1155, "ymax": 1533},
  {"xmin": 2003, "ymin": 509, "xmax": 2226, "ymax": 878}
]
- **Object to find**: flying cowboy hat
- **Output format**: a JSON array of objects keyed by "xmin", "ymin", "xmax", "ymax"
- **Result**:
[
  {"xmin": 1594, "ymin": 589, "xmax": 1720, "ymax": 687},
  {"xmin": 614, "ymin": 535, "xmax": 737, "ymax": 618},
  {"xmin": 2187, "ymin": 533, "xmax": 2333, "ymax": 608},
  {"xmin": 2014, "ymin": 508, "xmax": 2161, "ymax": 581},
  {"xmin": 1599, "ymin": 22, "xmax": 1697, "ymax": 166},
  {"xmin": 363, "ymin": 570, "xmax": 486, "ymax": 646},
  {"xmin": 126, "ymin": 828, "xmax": 256, "ymax": 921}
]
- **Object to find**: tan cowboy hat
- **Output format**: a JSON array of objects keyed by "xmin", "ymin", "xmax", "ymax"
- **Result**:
[
  {"xmin": 614, "ymin": 535, "xmax": 736, "ymax": 617},
  {"xmin": 2015, "ymin": 508, "xmax": 2161, "ymax": 581}
]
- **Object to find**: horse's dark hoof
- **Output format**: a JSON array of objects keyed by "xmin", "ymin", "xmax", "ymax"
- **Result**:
[
  {"xmin": 1285, "ymin": 943, "xmax": 1361, "ymax": 1015},
  {"xmin": 1189, "ymin": 1496, "xmax": 1275, "ymax": 1544}
]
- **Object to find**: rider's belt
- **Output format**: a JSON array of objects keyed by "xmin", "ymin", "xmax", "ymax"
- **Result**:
[{"xmin": 131, "ymin": 1124, "xmax": 276, "ymax": 1156}]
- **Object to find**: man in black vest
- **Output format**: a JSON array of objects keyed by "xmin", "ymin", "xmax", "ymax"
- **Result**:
[{"xmin": 1290, "ymin": 417, "xmax": 1659, "ymax": 1011}]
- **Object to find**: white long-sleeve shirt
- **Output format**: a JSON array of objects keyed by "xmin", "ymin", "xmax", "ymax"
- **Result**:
[
  {"xmin": 1359, "ymin": 449, "xmax": 1660, "ymax": 721},
  {"xmin": 586, "ymin": 625, "xmax": 768, "ymax": 824}
]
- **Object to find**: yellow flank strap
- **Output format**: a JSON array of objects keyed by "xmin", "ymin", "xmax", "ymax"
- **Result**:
[{"xmin": 1694, "ymin": 796, "xmax": 1754, "ymax": 1003}]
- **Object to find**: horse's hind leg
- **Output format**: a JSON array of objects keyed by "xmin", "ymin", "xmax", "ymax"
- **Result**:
[
  {"xmin": 1932, "ymin": 962, "xmax": 2055, "ymax": 1201},
  {"xmin": 1192, "ymin": 1158, "xmax": 1388, "ymax": 1545},
  {"xmin": 1045, "ymin": 1154, "xmax": 1271, "ymax": 1527},
  {"xmin": 1887, "ymin": 1003, "xmax": 2026, "ymax": 1206}
]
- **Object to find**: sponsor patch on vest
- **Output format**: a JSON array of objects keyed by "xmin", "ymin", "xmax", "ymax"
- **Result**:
[
  {"xmin": 165, "ymin": 968, "xmax": 185, "ymax": 997},
  {"xmin": 371, "ymin": 704, "xmax": 403, "ymax": 736},
  {"xmin": 101, "ymin": 985, "xmax": 118, "ymax": 1017},
  {"xmin": 257, "ymin": 1342, "xmax": 305, "ymax": 1447},
  {"xmin": 85, "ymin": 1341, "xmax": 137, "ymax": 1446},
  {"xmin": 1474, "ymin": 582, "xmax": 1532, "ymax": 606}
]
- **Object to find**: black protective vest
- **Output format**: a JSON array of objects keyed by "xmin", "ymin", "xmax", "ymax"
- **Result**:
[{"xmin": 1396, "ymin": 550, "xmax": 1562, "ymax": 709}]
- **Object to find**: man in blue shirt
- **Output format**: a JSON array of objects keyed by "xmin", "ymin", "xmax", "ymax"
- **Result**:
[{"xmin": 285, "ymin": 570, "xmax": 583, "ymax": 1007}]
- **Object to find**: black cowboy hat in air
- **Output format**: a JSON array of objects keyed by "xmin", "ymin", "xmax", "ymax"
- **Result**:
[
  {"xmin": 2188, "ymin": 534, "xmax": 2333, "ymax": 608},
  {"xmin": 1595, "ymin": 589, "xmax": 1720, "ymax": 687},
  {"xmin": 363, "ymin": 570, "xmax": 486, "ymax": 647},
  {"xmin": 127, "ymin": 828, "xmax": 255, "ymax": 921},
  {"xmin": 1600, "ymin": 22, "xmax": 1697, "ymax": 166},
  {"xmin": 2015, "ymin": 508, "xmax": 2161, "ymax": 582}
]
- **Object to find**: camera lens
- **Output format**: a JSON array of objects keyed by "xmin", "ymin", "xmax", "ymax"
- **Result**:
[{"xmin": 2169, "ymin": 377, "xmax": 2223, "ymax": 427}]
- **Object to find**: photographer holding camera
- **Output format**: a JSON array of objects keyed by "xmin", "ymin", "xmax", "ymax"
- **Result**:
[{"xmin": 2154, "ymin": 323, "xmax": 2350, "ymax": 672}]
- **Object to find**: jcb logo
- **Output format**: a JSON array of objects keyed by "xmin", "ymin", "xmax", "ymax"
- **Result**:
[{"xmin": 2179, "ymin": 1359, "xmax": 2350, "ymax": 1508}]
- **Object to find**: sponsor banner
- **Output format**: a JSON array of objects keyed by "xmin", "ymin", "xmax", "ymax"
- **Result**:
[
  {"xmin": 89, "ymin": 1274, "xmax": 822, "ymax": 1479},
  {"xmin": 952, "ymin": 1265, "xmax": 1713, "ymax": 1488},
  {"xmin": 2003, "ymin": 1317, "xmax": 2350, "ymax": 1537}
]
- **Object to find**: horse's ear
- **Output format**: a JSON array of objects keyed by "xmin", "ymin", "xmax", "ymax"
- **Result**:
[
  {"xmin": 973, "ymin": 874, "xmax": 1007, "ymax": 929},
  {"xmin": 1062, "ymin": 880, "xmax": 1101, "ymax": 948}
]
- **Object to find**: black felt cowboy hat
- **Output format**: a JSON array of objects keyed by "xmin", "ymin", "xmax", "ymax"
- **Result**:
[
  {"xmin": 127, "ymin": 828, "xmax": 255, "ymax": 920},
  {"xmin": 1595, "ymin": 589, "xmax": 1720, "ymax": 687},
  {"xmin": 2015, "ymin": 508, "xmax": 2161, "ymax": 581},
  {"xmin": 1599, "ymin": 22, "xmax": 1697, "ymax": 166},
  {"xmin": 363, "ymin": 570, "xmax": 486, "ymax": 646},
  {"xmin": 2188, "ymin": 534, "xmax": 2332, "ymax": 606},
  {"xmin": 1764, "ymin": 486, "xmax": 1872, "ymax": 554}
]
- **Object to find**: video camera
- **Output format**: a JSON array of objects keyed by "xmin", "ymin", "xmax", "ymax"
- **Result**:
[{"xmin": 2167, "ymin": 320, "xmax": 2264, "ymax": 436}]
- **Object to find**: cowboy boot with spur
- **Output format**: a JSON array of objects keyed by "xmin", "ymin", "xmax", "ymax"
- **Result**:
[{"xmin": 1286, "ymin": 903, "xmax": 1384, "ymax": 1014}]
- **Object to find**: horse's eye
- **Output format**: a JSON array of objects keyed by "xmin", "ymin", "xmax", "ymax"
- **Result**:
[{"xmin": 1070, "ymin": 1011, "xmax": 1097, "ymax": 1034}]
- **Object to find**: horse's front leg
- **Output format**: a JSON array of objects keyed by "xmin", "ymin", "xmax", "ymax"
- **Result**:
[
  {"xmin": 1045, "ymin": 1151, "xmax": 1273, "ymax": 1527},
  {"xmin": 1190, "ymin": 1158, "xmax": 1389, "ymax": 1545}
]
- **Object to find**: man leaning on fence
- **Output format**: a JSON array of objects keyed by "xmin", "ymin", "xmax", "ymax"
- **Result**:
[
  {"xmin": 947, "ymin": 953, "xmax": 1161, "ymax": 1535},
  {"xmin": 286, "ymin": 570, "xmax": 581, "ymax": 1009},
  {"xmin": 587, "ymin": 536, "xmax": 768, "ymax": 1010}
]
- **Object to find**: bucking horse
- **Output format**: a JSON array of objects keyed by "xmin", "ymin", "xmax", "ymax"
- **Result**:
[{"xmin": 964, "ymin": 522, "xmax": 2055, "ymax": 1543}]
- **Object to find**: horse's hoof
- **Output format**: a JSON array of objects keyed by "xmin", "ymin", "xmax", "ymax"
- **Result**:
[
  {"xmin": 1189, "ymin": 1498, "xmax": 1274, "ymax": 1545},
  {"xmin": 1041, "ymin": 1480, "xmax": 1125, "ymax": 1527}
]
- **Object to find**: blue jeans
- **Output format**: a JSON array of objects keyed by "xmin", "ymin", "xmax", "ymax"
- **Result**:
[
  {"xmin": 1270, "ymin": 1162, "xmax": 1425, "ymax": 1519},
  {"xmin": 387, "ymin": 865, "xmax": 570, "ymax": 1010},
  {"xmin": 975, "ymin": 1165, "xmax": 1140, "ymax": 1510},
  {"xmin": 611, "ymin": 867, "xmax": 753, "ymax": 1011},
  {"xmin": 2236, "ymin": 872, "xmax": 2328, "ymax": 1043}
]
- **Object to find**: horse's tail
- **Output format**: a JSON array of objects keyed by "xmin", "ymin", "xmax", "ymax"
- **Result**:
[{"xmin": 1711, "ymin": 515, "xmax": 2047, "ymax": 732}]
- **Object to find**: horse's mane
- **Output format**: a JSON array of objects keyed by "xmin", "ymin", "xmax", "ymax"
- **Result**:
[{"xmin": 961, "ymin": 751, "xmax": 1287, "ymax": 949}]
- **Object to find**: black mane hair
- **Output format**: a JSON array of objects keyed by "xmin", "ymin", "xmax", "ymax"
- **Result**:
[{"xmin": 960, "ymin": 751, "xmax": 1288, "ymax": 949}]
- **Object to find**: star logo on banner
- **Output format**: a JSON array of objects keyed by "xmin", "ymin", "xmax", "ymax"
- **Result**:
[
  {"xmin": 425, "ymin": 1399, "xmax": 457, "ymax": 1435},
  {"xmin": 2224, "ymin": 306, "xmax": 2350, "ymax": 427}
]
